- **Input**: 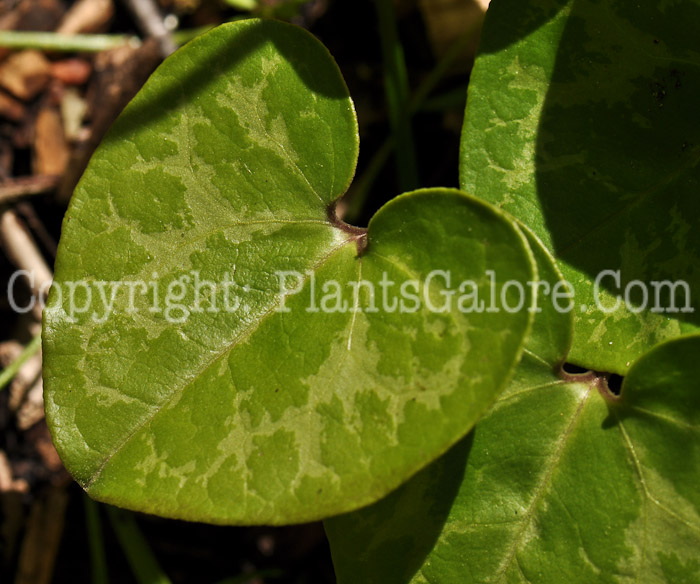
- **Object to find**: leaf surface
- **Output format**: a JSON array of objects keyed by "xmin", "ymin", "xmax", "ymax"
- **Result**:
[
  {"xmin": 459, "ymin": 0, "xmax": 700, "ymax": 373},
  {"xmin": 43, "ymin": 20, "xmax": 536, "ymax": 524},
  {"xmin": 326, "ymin": 233, "xmax": 700, "ymax": 583}
]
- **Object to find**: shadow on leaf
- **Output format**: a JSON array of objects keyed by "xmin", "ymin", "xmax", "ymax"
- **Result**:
[
  {"xmin": 324, "ymin": 432, "xmax": 474, "ymax": 584},
  {"xmin": 535, "ymin": 0, "xmax": 700, "ymax": 327}
]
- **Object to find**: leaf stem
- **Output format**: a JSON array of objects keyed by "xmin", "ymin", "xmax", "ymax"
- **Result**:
[
  {"xmin": 84, "ymin": 496, "xmax": 110, "ymax": 584},
  {"xmin": 375, "ymin": 0, "xmax": 419, "ymax": 192},
  {"xmin": 0, "ymin": 334, "xmax": 41, "ymax": 392},
  {"xmin": 343, "ymin": 25, "xmax": 477, "ymax": 223},
  {"xmin": 343, "ymin": 138, "xmax": 393, "ymax": 222},
  {"xmin": 407, "ymin": 27, "xmax": 475, "ymax": 112},
  {"xmin": 106, "ymin": 506, "xmax": 172, "ymax": 584}
]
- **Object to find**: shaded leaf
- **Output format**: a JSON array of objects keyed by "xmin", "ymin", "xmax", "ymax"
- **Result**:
[{"xmin": 460, "ymin": 0, "xmax": 700, "ymax": 373}]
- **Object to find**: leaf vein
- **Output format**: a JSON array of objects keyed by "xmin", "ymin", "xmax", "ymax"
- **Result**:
[
  {"xmin": 490, "ymin": 386, "xmax": 592, "ymax": 583},
  {"xmin": 83, "ymin": 234, "xmax": 356, "ymax": 490}
]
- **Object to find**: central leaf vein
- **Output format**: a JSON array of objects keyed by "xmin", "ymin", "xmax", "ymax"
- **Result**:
[
  {"xmin": 83, "ymin": 233, "xmax": 359, "ymax": 490},
  {"xmin": 491, "ymin": 384, "xmax": 592, "ymax": 583}
]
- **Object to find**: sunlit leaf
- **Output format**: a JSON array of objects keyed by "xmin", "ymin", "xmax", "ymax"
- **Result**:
[{"xmin": 43, "ymin": 20, "xmax": 536, "ymax": 524}]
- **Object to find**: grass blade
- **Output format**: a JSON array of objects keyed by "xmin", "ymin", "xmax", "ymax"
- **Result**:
[
  {"xmin": 83, "ymin": 496, "xmax": 109, "ymax": 584},
  {"xmin": 106, "ymin": 506, "xmax": 172, "ymax": 584},
  {"xmin": 0, "ymin": 334, "xmax": 41, "ymax": 392}
]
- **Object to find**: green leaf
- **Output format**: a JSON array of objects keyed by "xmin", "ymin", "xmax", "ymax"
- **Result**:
[
  {"xmin": 459, "ymin": 0, "xmax": 700, "ymax": 374},
  {"xmin": 325, "ymin": 225, "xmax": 572, "ymax": 583},
  {"xmin": 326, "ymin": 234, "xmax": 700, "ymax": 583},
  {"xmin": 43, "ymin": 19, "xmax": 536, "ymax": 524}
]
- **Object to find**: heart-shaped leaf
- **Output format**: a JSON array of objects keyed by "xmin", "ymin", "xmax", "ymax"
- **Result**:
[
  {"xmin": 459, "ymin": 0, "xmax": 700, "ymax": 374},
  {"xmin": 327, "ymin": 1, "xmax": 700, "ymax": 580},
  {"xmin": 326, "ymin": 231, "xmax": 700, "ymax": 583},
  {"xmin": 43, "ymin": 19, "xmax": 537, "ymax": 524}
]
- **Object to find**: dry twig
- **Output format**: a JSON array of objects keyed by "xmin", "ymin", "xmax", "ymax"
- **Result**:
[
  {"xmin": 121, "ymin": 0, "xmax": 177, "ymax": 57},
  {"xmin": 57, "ymin": 0, "xmax": 115, "ymax": 35},
  {"xmin": 0, "ymin": 209, "xmax": 52, "ymax": 321},
  {"xmin": 14, "ymin": 486, "xmax": 68, "ymax": 584},
  {"xmin": 58, "ymin": 39, "xmax": 160, "ymax": 203},
  {"xmin": 0, "ymin": 176, "xmax": 58, "ymax": 205}
]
